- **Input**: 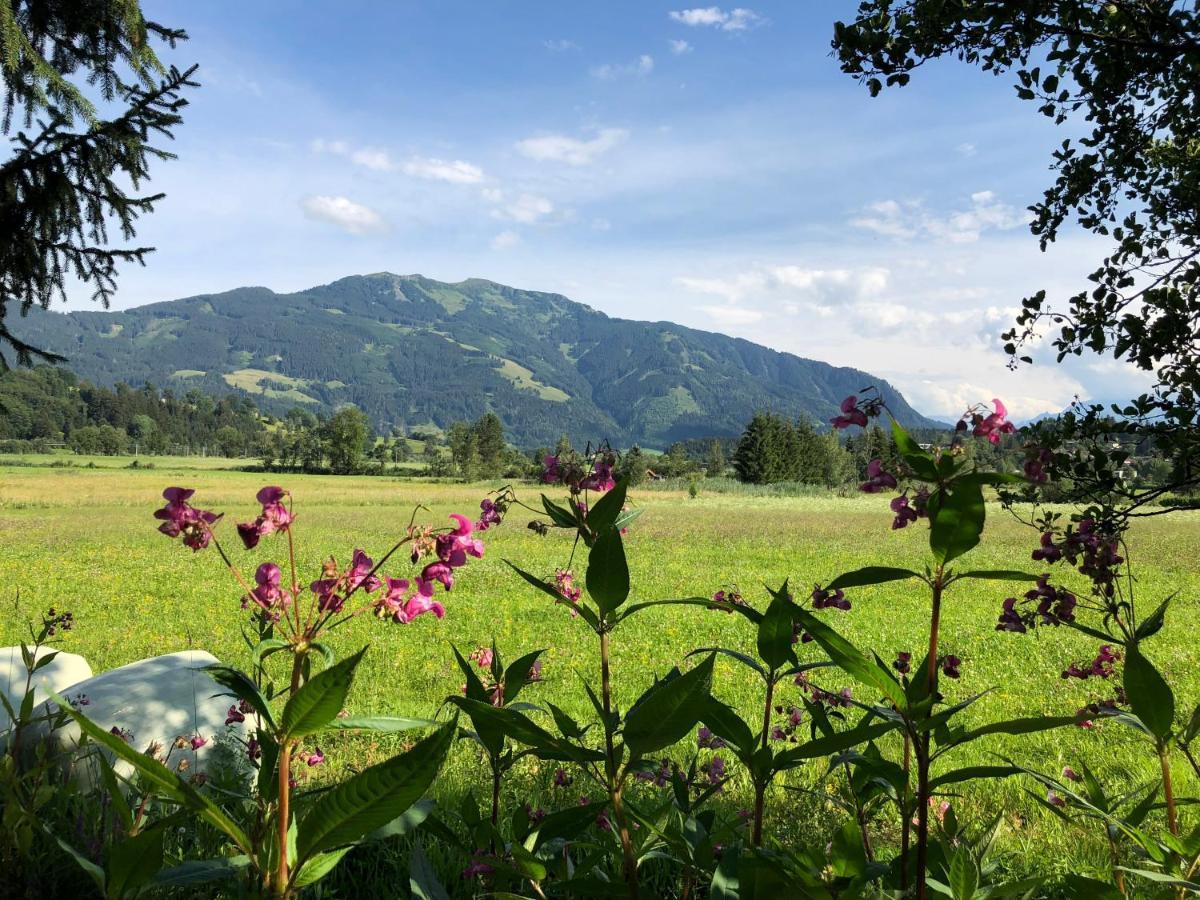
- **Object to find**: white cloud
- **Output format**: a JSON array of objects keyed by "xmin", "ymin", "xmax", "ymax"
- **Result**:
[
  {"xmin": 852, "ymin": 191, "xmax": 1025, "ymax": 244},
  {"xmin": 676, "ymin": 265, "xmax": 889, "ymax": 305},
  {"xmin": 669, "ymin": 7, "xmax": 763, "ymax": 30},
  {"xmin": 491, "ymin": 230, "xmax": 521, "ymax": 250},
  {"xmin": 311, "ymin": 139, "xmax": 396, "ymax": 172},
  {"xmin": 700, "ymin": 304, "xmax": 763, "ymax": 326},
  {"xmin": 543, "ymin": 39, "xmax": 579, "ymax": 52},
  {"xmin": 668, "ymin": 39, "xmax": 693, "ymax": 55},
  {"xmin": 491, "ymin": 193, "xmax": 555, "ymax": 224},
  {"xmin": 300, "ymin": 195, "xmax": 387, "ymax": 235},
  {"xmin": 516, "ymin": 128, "xmax": 629, "ymax": 166},
  {"xmin": 956, "ymin": 142, "xmax": 977, "ymax": 157},
  {"xmin": 402, "ymin": 156, "xmax": 485, "ymax": 184},
  {"xmin": 591, "ymin": 55, "xmax": 654, "ymax": 80}
]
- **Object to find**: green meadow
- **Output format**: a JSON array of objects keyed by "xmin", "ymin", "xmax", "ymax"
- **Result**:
[{"xmin": 3, "ymin": 457, "xmax": 1199, "ymax": 887}]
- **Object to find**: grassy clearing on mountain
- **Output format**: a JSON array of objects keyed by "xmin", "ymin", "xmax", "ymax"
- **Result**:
[{"xmin": 1, "ymin": 460, "xmax": 1197, "ymax": 883}]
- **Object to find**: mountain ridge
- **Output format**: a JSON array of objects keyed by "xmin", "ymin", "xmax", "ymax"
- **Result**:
[{"xmin": 12, "ymin": 272, "xmax": 942, "ymax": 447}]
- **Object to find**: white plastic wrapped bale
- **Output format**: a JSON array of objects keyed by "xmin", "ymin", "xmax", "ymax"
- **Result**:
[
  {"xmin": 0, "ymin": 645, "xmax": 92, "ymax": 727},
  {"xmin": 38, "ymin": 650, "xmax": 247, "ymax": 786}
]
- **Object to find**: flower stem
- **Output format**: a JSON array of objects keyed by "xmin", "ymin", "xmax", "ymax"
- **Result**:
[
  {"xmin": 275, "ymin": 653, "xmax": 304, "ymax": 898},
  {"xmin": 1161, "ymin": 745, "xmax": 1180, "ymax": 837},
  {"xmin": 900, "ymin": 731, "xmax": 912, "ymax": 892},
  {"xmin": 916, "ymin": 571, "xmax": 944, "ymax": 900},
  {"xmin": 600, "ymin": 629, "xmax": 639, "ymax": 899},
  {"xmin": 752, "ymin": 675, "xmax": 776, "ymax": 847}
]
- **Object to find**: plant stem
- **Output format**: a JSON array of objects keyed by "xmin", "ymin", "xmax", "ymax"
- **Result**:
[
  {"xmin": 916, "ymin": 572, "xmax": 944, "ymax": 900},
  {"xmin": 600, "ymin": 629, "xmax": 639, "ymax": 899},
  {"xmin": 274, "ymin": 654, "xmax": 305, "ymax": 898},
  {"xmin": 900, "ymin": 731, "xmax": 911, "ymax": 893},
  {"xmin": 1161, "ymin": 745, "xmax": 1180, "ymax": 837},
  {"xmin": 752, "ymin": 675, "xmax": 776, "ymax": 847},
  {"xmin": 490, "ymin": 755, "xmax": 502, "ymax": 852}
]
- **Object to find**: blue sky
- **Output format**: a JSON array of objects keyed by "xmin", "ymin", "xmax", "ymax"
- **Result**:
[{"xmin": 81, "ymin": 1, "xmax": 1146, "ymax": 419}]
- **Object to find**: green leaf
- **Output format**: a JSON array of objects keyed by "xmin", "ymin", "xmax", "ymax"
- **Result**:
[
  {"xmin": 409, "ymin": 842, "xmax": 451, "ymax": 900},
  {"xmin": 541, "ymin": 495, "xmax": 579, "ymax": 529},
  {"xmin": 50, "ymin": 692, "xmax": 253, "ymax": 855},
  {"xmin": 928, "ymin": 478, "xmax": 986, "ymax": 565},
  {"xmin": 790, "ymin": 607, "xmax": 905, "ymax": 708},
  {"xmin": 504, "ymin": 649, "xmax": 547, "ymax": 704},
  {"xmin": 774, "ymin": 720, "xmax": 899, "ymax": 769},
  {"xmin": 892, "ymin": 419, "xmax": 940, "ymax": 481},
  {"xmin": 831, "ymin": 820, "xmax": 868, "ymax": 879},
  {"xmin": 50, "ymin": 834, "xmax": 105, "ymax": 893},
  {"xmin": 617, "ymin": 596, "xmax": 762, "ymax": 625},
  {"xmin": 1124, "ymin": 645, "xmax": 1175, "ymax": 741},
  {"xmin": 947, "ymin": 845, "xmax": 979, "ymax": 900},
  {"xmin": 107, "ymin": 827, "xmax": 166, "ymax": 897},
  {"xmin": 528, "ymin": 800, "xmax": 606, "ymax": 849},
  {"xmin": 929, "ymin": 765, "xmax": 1022, "ymax": 791},
  {"xmin": 701, "ymin": 696, "xmax": 756, "ymax": 755},
  {"xmin": 756, "ymin": 585, "xmax": 796, "ymax": 671},
  {"xmin": 826, "ymin": 566, "xmax": 920, "ymax": 591},
  {"xmin": 445, "ymin": 696, "xmax": 604, "ymax": 763},
  {"xmin": 251, "ymin": 637, "xmax": 290, "ymax": 666},
  {"xmin": 953, "ymin": 570, "xmax": 1040, "ymax": 582},
  {"xmin": 936, "ymin": 715, "xmax": 1084, "ymax": 753},
  {"xmin": 281, "ymin": 647, "xmax": 365, "ymax": 740},
  {"xmin": 709, "ymin": 844, "xmax": 739, "ymax": 900},
  {"xmin": 624, "ymin": 654, "xmax": 716, "ymax": 758},
  {"xmin": 151, "ymin": 857, "xmax": 251, "ymax": 888},
  {"xmin": 323, "ymin": 715, "xmax": 438, "ymax": 733},
  {"xmin": 364, "ymin": 798, "xmax": 435, "ymax": 842},
  {"xmin": 586, "ymin": 527, "xmax": 630, "ymax": 615},
  {"xmin": 296, "ymin": 720, "xmax": 455, "ymax": 864},
  {"xmin": 613, "ymin": 507, "xmax": 643, "ymax": 533},
  {"xmin": 292, "ymin": 847, "xmax": 352, "ymax": 888},
  {"xmin": 586, "ymin": 477, "xmax": 628, "ymax": 535},
  {"xmin": 204, "ymin": 664, "xmax": 278, "ymax": 731},
  {"xmin": 1135, "ymin": 598, "xmax": 1171, "ymax": 641}
]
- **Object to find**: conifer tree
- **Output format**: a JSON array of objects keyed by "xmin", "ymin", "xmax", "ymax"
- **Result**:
[{"xmin": 1, "ymin": 1, "xmax": 197, "ymax": 367}]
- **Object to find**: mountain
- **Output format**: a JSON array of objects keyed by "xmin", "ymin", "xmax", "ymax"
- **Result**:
[{"xmin": 11, "ymin": 273, "xmax": 941, "ymax": 447}]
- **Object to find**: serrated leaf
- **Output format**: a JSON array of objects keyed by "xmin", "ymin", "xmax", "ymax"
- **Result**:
[
  {"xmin": 624, "ymin": 654, "xmax": 716, "ymax": 758},
  {"xmin": 586, "ymin": 477, "xmax": 628, "ymax": 535},
  {"xmin": 281, "ymin": 647, "xmax": 365, "ymax": 739},
  {"xmin": 826, "ymin": 566, "xmax": 920, "ymax": 591},
  {"xmin": 296, "ymin": 720, "xmax": 454, "ymax": 864},
  {"xmin": 1124, "ymin": 645, "xmax": 1175, "ymax": 741},
  {"xmin": 929, "ymin": 478, "xmax": 986, "ymax": 565},
  {"xmin": 791, "ymin": 608, "xmax": 905, "ymax": 708},
  {"xmin": 586, "ymin": 527, "xmax": 630, "ymax": 615}
]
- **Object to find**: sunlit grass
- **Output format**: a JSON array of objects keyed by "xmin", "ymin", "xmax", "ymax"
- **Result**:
[{"xmin": 1, "ymin": 461, "xmax": 1197, "ymax": 889}]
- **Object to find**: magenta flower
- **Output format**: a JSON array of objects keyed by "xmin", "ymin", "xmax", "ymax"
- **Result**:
[
  {"xmin": 553, "ymin": 767, "xmax": 573, "ymax": 788},
  {"xmin": 247, "ymin": 738, "xmax": 261, "ymax": 761},
  {"xmin": 893, "ymin": 651, "xmax": 912, "ymax": 675},
  {"xmin": 1062, "ymin": 766, "xmax": 1082, "ymax": 782},
  {"xmin": 706, "ymin": 755, "xmax": 727, "ymax": 786},
  {"xmin": 940, "ymin": 655, "xmax": 962, "ymax": 679},
  {"xmin": 154, "ymin": 487, "xmax": 221, "ymax": 551},
  {"xmin": 811, "ymin": 584, "xmax": 851, "ymax": 611},
  {"xmin": 1047, "ymin": 790, "xmax": 1066, "ymax": 808},
  {"xmin": 554, "ymin": 569, "xmax": 582, "ymax": 606},
  {"xmin": 698, "ymin": 726, "xmax": 726, "ymax": 749},
  {"xmin": 859, "ymin": 458, "xmax": 898, "ymax": 493},
  {"xmin": 580, "ymin": 459, "xmax": 616, "ymax": 492},
  {"xmin": 306, "ymin": 748, "xmax": 325, "ymax": 767},
  {"xmin": 376, "ymin": 577, "xmax": 446, "ymax": 624},
  {"xmin": 971, "ymin": 398, "xmax": 1017, "ymax": 444},
  {"xmin": 527, "ymin": 658, "xmax": 543, "ymax": 681},
  {"xmin": 476, "ymin": 497, "xmax": 503, "ymax": 531},
  {"xmin": 462, "ymin": 853, "xmax": 495, "ymax": 879},
  {"xmin": 831, "ymin": 394, "xmax": 869, "ymax": 429},
  {"xmin": 247, "ymin": 562, "xmax": 292, "ymax": 614},
  {"xmin": 542, "ymin": 454, "xmax": 561, "ymax": 484},
  {"xmin": 236, "ymin": 486, "xmax": 294, "ymax": 549},
  {"xmin": 225, "ymin": 704, "xmax": 246, "ymax": 726},
  {"xmin": 1063, "ymin": 644, "xmax": 1121, "ymax": 680},
  {"xmin": 190, "ymin": 735, "xmax": 208, "ymax": 750},
  {"xmin": 312, "ymin": 550, "xmax": 384, "ymax": 613},
  {"xmin": 470, "ymin": 646, "xmax": 495, "ymax": 669}
]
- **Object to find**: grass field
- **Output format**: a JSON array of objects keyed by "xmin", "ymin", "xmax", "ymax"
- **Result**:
[{"xmin": 2, "ymin": 456, "xmax": 1199, "ymax": 889}]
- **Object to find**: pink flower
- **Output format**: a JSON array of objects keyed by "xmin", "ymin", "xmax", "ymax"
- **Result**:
[
  {"xmin": 542, "ymin": 454, "xmax": 560, "ymax": 484},
  {"xmin": 225, "ymin": 704, "xmax": 246, "ymax": 726},
  {"xmin": 831, "ymin": 395, "xmax": 869, "ymax": 430},
  {"xmin": 154, "ymin": 487, "xmax": 221, "ymax": 551},
  {"xmin": 1062, "ymin": 766, "xmax": 1082, "ymax": 782},
  {"xmin": 476, "ymin": 497, "xmax": 503, "ymax": 531},
  {"xmin": 306, "ymin": 748, "xmax": 325, "ymax": 767},
  {"xmin": 893, "ymin": 651, "xmax": 911, "ymax": 675},
  {"xmin": 970, "ymin": 399, "xmax": 1017, "ymax": 445},
  {"xmin": 470, "ymin": 647, "xmax": 495, "ymax": 669},
  {"xmin": 190, "ymin": 735, "xmax": 208, "ymax": 750},
  {"xmin": 940, "ymin": 655, "xmax": 962, "ymax": 679},
  {"xmin": 553, "ymin": 767, "xmax": 573, "ymax": 788},
  {"xmin": 859, "ymin": 458, "xmax": 898, "ymax": 493},
  {"xmin": 376, "ymin": 577, "xmax": 446, "ymax": 624},
  {"xmin": 312, "ymin": 550, "xmax": 384, "ymax": 613},
  {"xmin": 1047, "ymin": 790, "xmax": 1066, "ymax": 808},
  {"xmin": 236, "ymin": 486, "xmax": 294, "ymax": 549},
  {"xmin": 811, "ymin": 585, "xmax": 851, "ymax": 611},
  {"xmin": 580, "ymin": 459, "xmax": 616, "ymax": 492},
  {"xmin": 247, "ymin": 562, "xmax": 292, "ymax": 613}
]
